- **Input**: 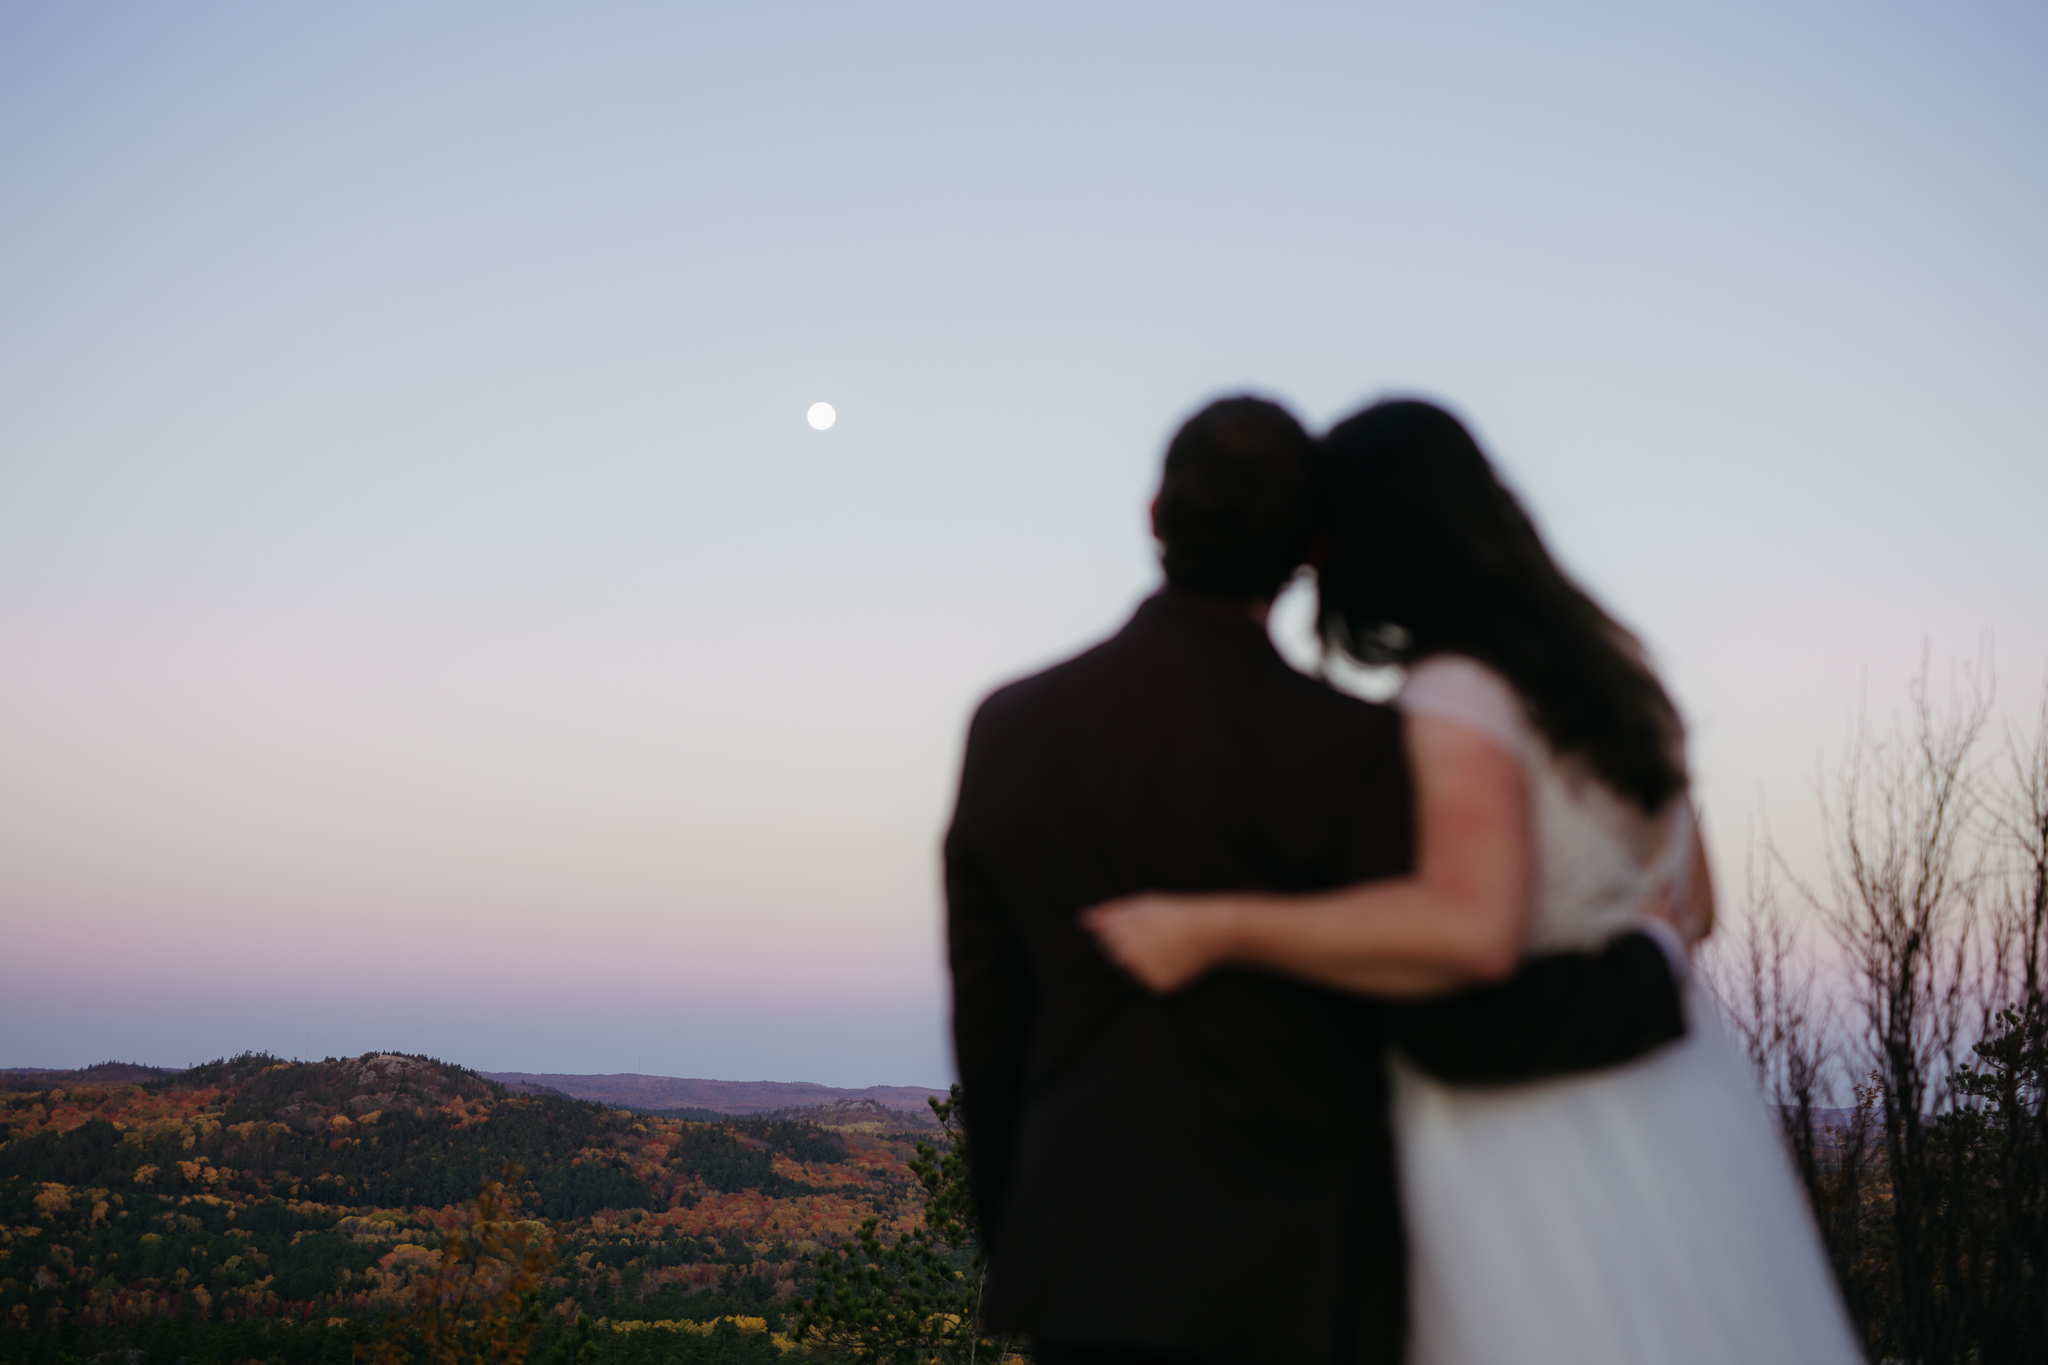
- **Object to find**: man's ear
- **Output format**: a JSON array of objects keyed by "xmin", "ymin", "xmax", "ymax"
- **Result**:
[{"xmin": 1149, "ymin": 494, "xmax": 1163, "ymax": 543}]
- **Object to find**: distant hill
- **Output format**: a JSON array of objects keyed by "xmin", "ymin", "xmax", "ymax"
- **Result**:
[
  {"xmin": 494, "ymin": 1078, "xmax": 576, "ymax": 1099},
  {"xmin": 749, "ymin": 1096, "xmax": 941, "ymax": 1131},
  {"xmin": 0, "ymin": 1060, "xmax": 182, "ymax": 1093},
  {"xmin": 479, "ymin": 1071, "xmax": 948, "ymax": 1115}
]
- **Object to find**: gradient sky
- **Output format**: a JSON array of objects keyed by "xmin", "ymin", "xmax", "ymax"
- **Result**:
[{"xmin": 3, "ymin": 3, "xmax": 2044, "ymax": 1086}]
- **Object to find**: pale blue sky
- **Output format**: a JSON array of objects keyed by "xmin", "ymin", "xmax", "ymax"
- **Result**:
[{"xmin": 3, "ymin": 3, "xmax": 2043, "ymax": 1085}]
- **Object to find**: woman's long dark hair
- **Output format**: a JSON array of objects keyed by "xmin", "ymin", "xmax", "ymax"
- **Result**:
[{"xmin": 1317, "ymin": 399, "xmax": 1687, "ymax": 814}]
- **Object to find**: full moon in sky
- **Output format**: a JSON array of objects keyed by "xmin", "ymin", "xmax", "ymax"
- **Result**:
[{"xmin": 806, "ymin": 401, "xmax": 836, "ymax": 430}]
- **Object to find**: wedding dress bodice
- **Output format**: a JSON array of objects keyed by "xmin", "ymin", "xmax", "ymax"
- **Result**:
[{"xmin": 1395, "ymin": 655, "xmax": 1690, "ymax": 954}]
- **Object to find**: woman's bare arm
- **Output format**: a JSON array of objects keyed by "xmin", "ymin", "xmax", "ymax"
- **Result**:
[{"xmin": 1083, "ymin": 713, "xmax": 1532, "ymax": 998}]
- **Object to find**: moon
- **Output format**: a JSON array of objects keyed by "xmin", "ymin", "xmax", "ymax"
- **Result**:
[{"xmin": 806, "ymin": 401, "xmax": 836, "ymax": 431}]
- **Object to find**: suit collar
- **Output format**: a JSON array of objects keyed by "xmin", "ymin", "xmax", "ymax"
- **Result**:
[{"xmin": 1131, "ymin": 586, "xmax": 1278, "ymax": 647}]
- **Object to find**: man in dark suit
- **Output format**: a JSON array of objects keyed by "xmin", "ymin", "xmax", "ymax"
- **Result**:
[{"xmin": 944, "ymin": 397, "xmax": 1687, "ymax": 1365}]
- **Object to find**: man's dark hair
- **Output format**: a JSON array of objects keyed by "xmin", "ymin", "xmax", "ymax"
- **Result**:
[{"xmin": 1154, "ymin": 396, "xmax": 1317, "ymax": 601}]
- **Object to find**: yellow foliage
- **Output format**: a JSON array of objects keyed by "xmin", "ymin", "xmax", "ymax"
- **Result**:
[
  {"xmin": 593, "ymin": 1316, "xmax": 769, "ymax": 1336},
  {"xmin": 133, "ymin": 1165, "xmax": 159, "ymax": 1185},
  {"xmin": 32, "ymin": 1186, "xmax": 70, "ymax": 1219},
  {"xmin": 378, "ymin": 1244, "xmax": 439, "ymax": 1275},
  {"xmin": 368, "ymin": 1167, "xmax": 558, "ymax": 1365}
]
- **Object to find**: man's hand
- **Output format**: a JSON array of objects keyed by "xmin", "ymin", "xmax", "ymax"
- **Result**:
[
  {"xmin": 1638, "ymin": 813, "xmax": 1716, "ymax": 947},
  {"xmin": 1082, "ymin": 894, "xmax": 1234, "ymax": 994}
]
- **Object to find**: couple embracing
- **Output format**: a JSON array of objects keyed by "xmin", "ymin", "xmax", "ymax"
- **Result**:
[{"xmin": 943, "ymin": 398, "xmax": 1863, "ymax": 1364}]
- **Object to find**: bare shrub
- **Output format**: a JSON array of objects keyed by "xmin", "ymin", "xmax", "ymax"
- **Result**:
[
  {"xmin": 1703, "ymin": 843, "xmax": 1879, "ymax": 1319},
  {"xmin": 1722, "ymin": 654, "xmax": 2048, "ymax": 1361}
]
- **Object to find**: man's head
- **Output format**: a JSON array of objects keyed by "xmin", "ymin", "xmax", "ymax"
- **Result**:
[{"xmin": 1152, "ymin": 396, "xmax": 1317, "ymax": 603}]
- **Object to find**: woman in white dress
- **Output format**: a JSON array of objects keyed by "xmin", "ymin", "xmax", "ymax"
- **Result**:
[{"xmin": 1084, "ymin": 400, "xmax": 1863, "ymax": 1365}]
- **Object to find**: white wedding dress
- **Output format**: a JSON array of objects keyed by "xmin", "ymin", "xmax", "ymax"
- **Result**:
[{"xmin": 1391, "ymin": 657, "xmax": 1864, "ymax": 1365}]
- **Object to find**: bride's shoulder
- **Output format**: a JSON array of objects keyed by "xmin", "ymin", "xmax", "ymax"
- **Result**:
[{"xmin": 1396, "ymin": 654, "xmax": 1529, "ymax": 758}]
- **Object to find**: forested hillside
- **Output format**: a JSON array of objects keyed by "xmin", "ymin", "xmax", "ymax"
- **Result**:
[{"xmin": 0, "ymin": 1053, "xmax": 943, "ymax": 1362}]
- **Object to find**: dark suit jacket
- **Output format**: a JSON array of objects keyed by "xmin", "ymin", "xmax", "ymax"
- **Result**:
[{"xmin": 945, "ymin": 590, "xmax": 1687, "ymax": 1365}]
